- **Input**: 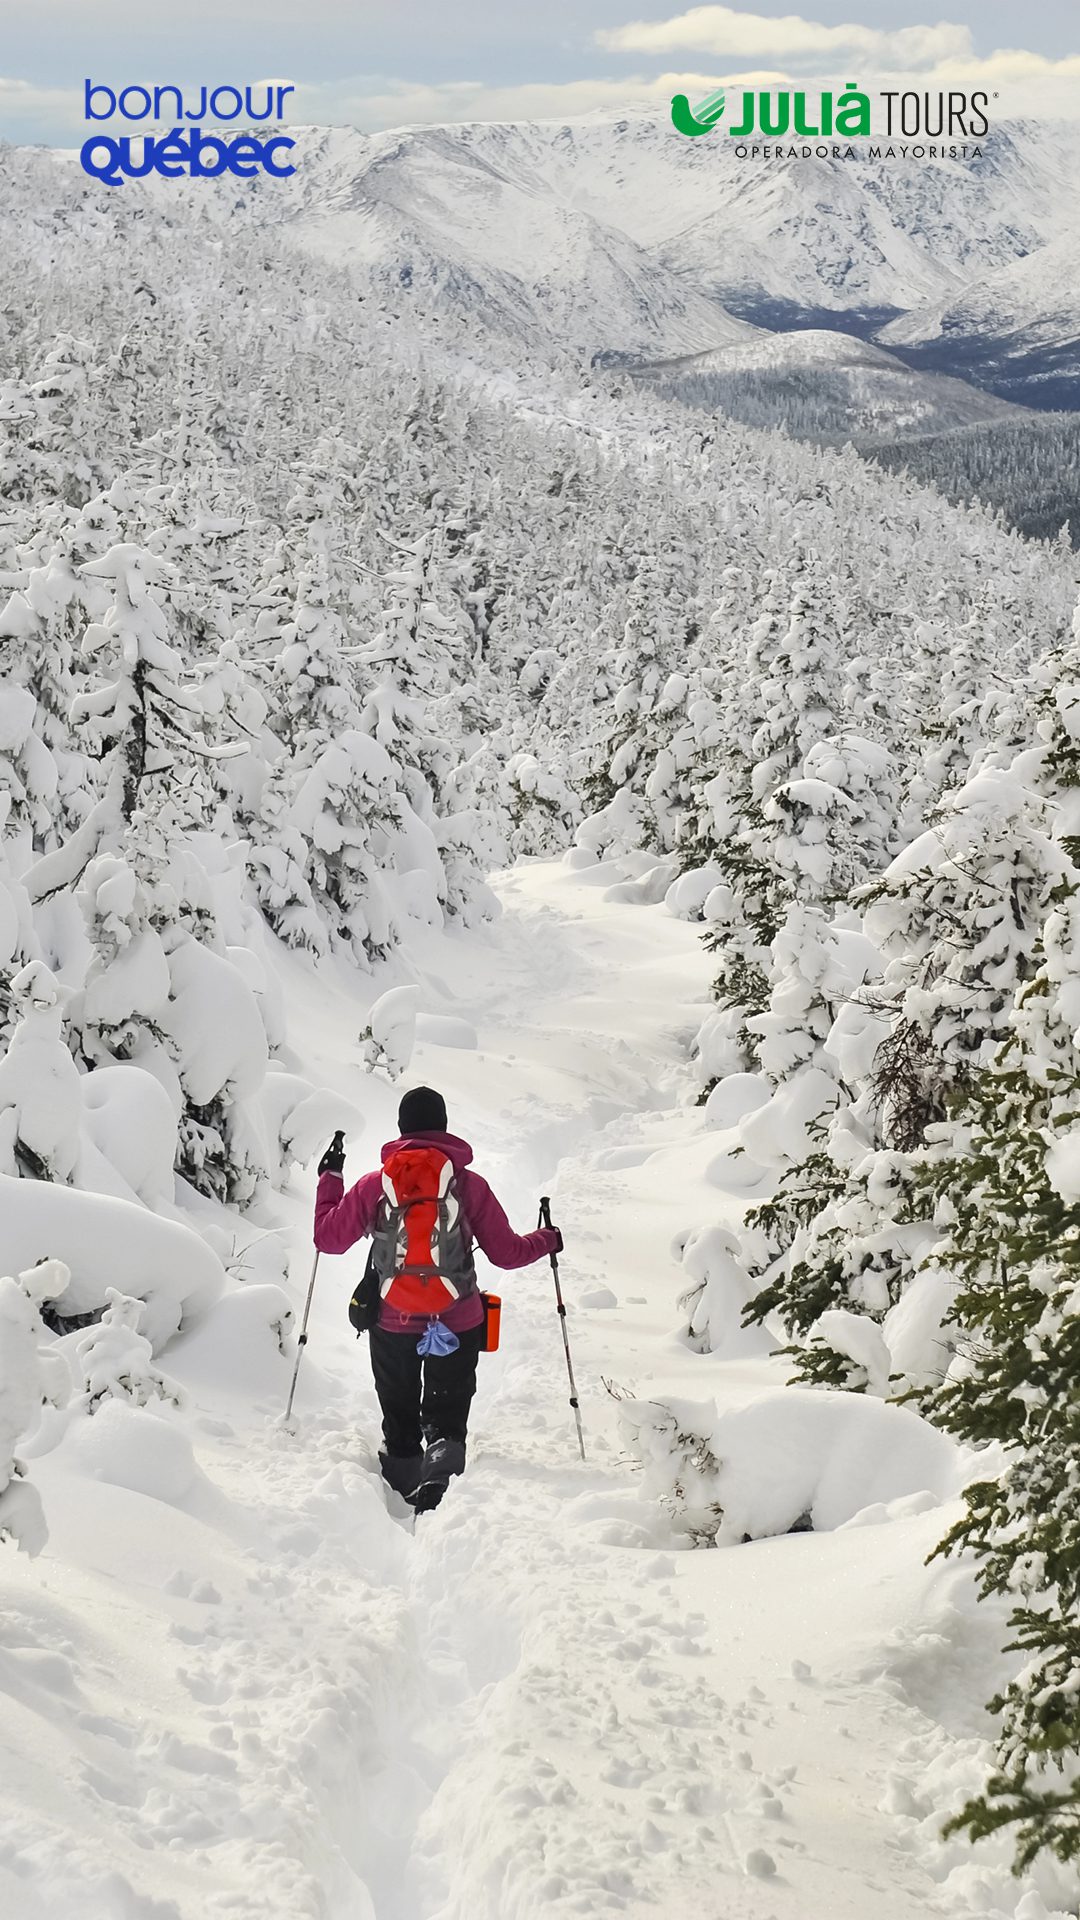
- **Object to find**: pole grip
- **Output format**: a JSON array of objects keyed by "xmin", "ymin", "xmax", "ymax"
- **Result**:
[{"xmin": 539, "ymin": 1196, "xmax": 553, "ymax": 1230}]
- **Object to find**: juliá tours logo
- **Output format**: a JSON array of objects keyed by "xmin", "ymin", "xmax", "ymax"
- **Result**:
[{"xmin": 671, "ymin": 82, "xmax": 990, "ymax": 158}]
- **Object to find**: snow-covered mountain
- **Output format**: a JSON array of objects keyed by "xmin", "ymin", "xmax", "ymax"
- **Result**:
[
  {"xmin": 880, "ymin": 228, "xmax": 1080, "ymax": 403},
  {"xmin": 271, "ymin": 124, "xmax": 760, "ymax": 360},
  {"xmin": 11, "ymin": 111, "xmax": 1080, "ymax": 398},
  {"xmin": 259, "ymin": 116, "xmax": 1080, "ymax": 398}
]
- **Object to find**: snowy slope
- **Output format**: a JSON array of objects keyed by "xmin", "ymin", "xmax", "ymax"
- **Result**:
[
  {"xmin": 881, "ymin": 230, "xmax": 1080, "ymax": 368},
  {"xmin": 17, "ymin": 111, "xmax": 1080, "ymax": 391},
  {"xmin": 632, "ymin": 329, "xmax": 1026, "ymax": 441},
  {"xmin": 260, "ymin": 114, "xmax": 1080, "ymax": 395},
  {"xmin": 648, "ymin": 119, "xmax": 1080, "ymax": 318},
  {"xmin": 278, "ymin": 115, "xmax": 1080, "ymax": 320},
  {"xmin": 3, "ymin": 860, "xmax": 1074, "ymax": 1920},
  {"xmin": 271, "ymin": 124, "xmax": 759, "ymax": 359},
  {"xmin": 880, "ymin": 127, "xmax": 1080, "ymax": 357}
]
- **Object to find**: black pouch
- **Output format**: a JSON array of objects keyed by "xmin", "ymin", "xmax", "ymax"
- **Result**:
[{"xmin": 348, "ymin": 1249, "xmax": 380, "ymax": 1335}]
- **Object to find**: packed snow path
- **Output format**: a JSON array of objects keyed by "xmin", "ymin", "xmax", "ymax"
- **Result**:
[{"xmin": 1, "ymin": 862, "xmax": 1040, "ymax": 1920}]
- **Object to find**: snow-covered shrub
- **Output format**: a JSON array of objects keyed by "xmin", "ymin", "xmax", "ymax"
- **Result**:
[
  {"xmin": 361, "ymin": 984, "xmax": 420, "ymax": 1080},
  {"xmin": 0, "ymin": 1260, "xmax": 67, "ymax": 1555},
  {"xmin": 620, "ymin": 1386, "xmax": 966, "ymax": 1548},
  {"xmin": 620, "ymin": 1396, "xmax": 725, "ymax": 1546},
  {"xmin": 163, "ymin": 1283, "xmax": 295, "ymax": 1402},
  {"xmin": 79, "ymin": 1062, "xmax": 178, "ymax": 1210},
  {"xmin": 76, "ymin": 1289, "xmax": 183, "ymax": 1413},
  {"xmin": 65, "ymin": 1398, "xmax": 202, "ymax": 1507},
  {"xmin": 258, "ymin": 1072, "xmax": 360, "ymax": 1186},
  {"xmin": 675, "ymin": 1224, "xmax": 775, "ymax": 1359},
  {"xmin": 0, "ymin": 1173, "xmax": 224, "ymax": 1349}
]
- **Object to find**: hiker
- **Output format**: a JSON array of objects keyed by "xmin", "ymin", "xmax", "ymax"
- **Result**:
[{"xmin": 314, "ymin": 1086, "xmax": 562, "ymax": 1511}]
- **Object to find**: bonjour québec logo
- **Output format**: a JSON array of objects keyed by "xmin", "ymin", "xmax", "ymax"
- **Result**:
[
  {"xmin": 79, "ymin": 80, "xmax": 298, "ymax": 185},
  {"xmin": 670, "ymin": 81, "xmax": 991, "ymax": 159}
]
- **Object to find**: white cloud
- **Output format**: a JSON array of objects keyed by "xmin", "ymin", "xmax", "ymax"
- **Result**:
[
  {"xmin": 595, "ymin": 6, "xmax": 1080, "ymax": 93},
  {"xmin": 290, "ymin": 72, "xmax": 739, "ymax": 129},
  {"xmin": 597, "ymin": 7, "xmax": 976, "ymax": 70},
  {"xmin": 287, "ymin": 56, "xmax": 1080, "ymax": 133},
  {"xmin": 943, "ymin": 48, "xmax": 1080, "ymax": 82},
  {"xmin": 0, "ymin": 78, "xmax": 84, "ymax": 128},
  {"xmin": 6, "ymin": 31, "xmax": 1080, "ymax": 152}
]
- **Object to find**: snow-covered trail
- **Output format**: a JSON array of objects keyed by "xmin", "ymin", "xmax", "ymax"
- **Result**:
[{"xmin": 1, "ymin": 861, "xmax": 1025, "ymax": 1920}]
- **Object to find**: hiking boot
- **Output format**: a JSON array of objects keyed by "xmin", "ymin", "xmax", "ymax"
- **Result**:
[
  {"xmin": 411, "ymin": 1477, "xmax": 450, "ymax": 1514},
  {"xmin": 406, "ymin": 1437, "xmax": 466, "ymax": 1513},
  {"xmin": 379, "ymin": 1451, "xmax": 424, "ymax": 1498},
  {"xmin": 421, "ymin": 1437, "xmax": 465, "ymax": 1481}
]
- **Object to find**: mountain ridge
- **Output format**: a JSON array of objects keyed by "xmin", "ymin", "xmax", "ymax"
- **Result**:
[
  {"xmin": 273, "ymin": 115, "xmax": 1080, "ymax": 402},
  {"xmin": 10, "ymin": 111, "xmax": 1080, "ymax": 404}
]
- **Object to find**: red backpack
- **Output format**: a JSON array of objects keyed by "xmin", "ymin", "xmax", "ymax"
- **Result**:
[{"xmin": 369, "ymin": 1145, "xmax": 477, "ymax": 1317}]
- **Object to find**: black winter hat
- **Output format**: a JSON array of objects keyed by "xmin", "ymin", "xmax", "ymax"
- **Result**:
[{"xmin": 397, "ymin": 1086, "xmax": 448, "ymax": 1135}]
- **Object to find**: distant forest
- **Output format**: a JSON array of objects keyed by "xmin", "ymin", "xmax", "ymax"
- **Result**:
[
  {"xmin": 866, "ymin": 415, "xmax": 1080, "ymax": 549},
  {"xmin": 643, "ymin": 367, "xmax": 1080, "ymax": 549}
]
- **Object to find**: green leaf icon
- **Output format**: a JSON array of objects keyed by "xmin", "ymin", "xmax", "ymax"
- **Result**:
[{"xmin": 671, "ymin": 89, "xmax": 726, "ymax": 137}]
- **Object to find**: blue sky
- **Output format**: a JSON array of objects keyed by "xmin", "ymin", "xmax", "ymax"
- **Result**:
[{"xmin": 3, "ymin": 2, "xmax": 1079, "ymax": 142}]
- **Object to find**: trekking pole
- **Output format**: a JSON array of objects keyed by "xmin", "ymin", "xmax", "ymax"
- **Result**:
[
  {"xmin": 282, "ymin": 1128, "xmax": 344, "ymax": 1426},
  {"xmin": 282, "ymin": 1249, "xmax": 321, "ymax": 1428},
  {"xmin": 539, "ymin": 1197, "xmax": 586, "ymax": 1461}
]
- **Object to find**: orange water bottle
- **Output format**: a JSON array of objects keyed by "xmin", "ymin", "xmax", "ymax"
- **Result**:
[{"xmin": 482, "ymin": 1292, "xmax": 502, "ymax": 1353}]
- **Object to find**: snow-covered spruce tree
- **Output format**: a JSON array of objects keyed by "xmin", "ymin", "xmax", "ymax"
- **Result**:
[
  {"xmin": 716, "ymin": 781, "xmax": 883, "ymax": 1369},
  {"xmin": 908, "ymin": 599, "xmax": 1021, "ymax": 821},
  {"xmin": 279, "ymin": 730, "xmax": 406, "ymax": 968},
  {"xmin": 503, "ymin": 749, "xmax": 580, "ymax": 858},
  {"xmin": 76, "ymin": 805, "xmax": 271, "ymax": 1208},
  {"xmin": 250, "ymin": 522, "xmax": 502, "ymax": 950},
  {"xmin": 579, "ymin": 551, "xmax": 683, "ymax": 856},
  {"xmin": 0, "ymin": 516, "xmax": 91, "ymax": 844},
  {"xmin": 234, "ymin": 537, "xmax": 361, "ymax": 957},
  {"xmin": 745, "ymin": 558, "xmax": 841, "ymax": 805},
  {"xmin": 437, "ymin": 747, "xmax": 505, "ymax": 930},
  {"xmin": 26, "ymin": 539, "xmax": 210, "ymax": 890},
  {"xmin": 355, "ymin": 530, "xmax": 505, "ymax": 923},
  {"xmin": 922, "ymin": 882, "xmax": 1080, "ymax": 1871},
  {"xmin": 766, "ymin": 608, "xmax": 1080, "ymax": 1393},
  {"xmin": 0, "ymin": 604, "xmax": 61, "ymax": 863},
  {"xmin": 741, "ymin": 767, "xmax": 1068, "ymax": 1391},
  {"xmin": 0, "ymin": 961, "xmax": 82, "ymax": 1182},
  {"xmin": 692, "ymin": 557, "xmax": 849, "ymax": 1083},
  {"xmin": 28, "ymin": 539, "xmax": 271, "ymax": 1205},
  {"xmin": 739, "ymin": 775, "xmax": 867, "ymax": 1149},
  {"xmin": 0, "ymin": 816, "xmax": 35, "ymax": 1042},
  {"xmin": 195, "ymin": 633, "xmax": 273, "ymax": 827},
  {"xmin": 704, "ymin": 743, "xmax": 896, "ymax": 1126},
  {"xmin": 262, "ymin": 532, "xmax": 360, "ymax": 754}
]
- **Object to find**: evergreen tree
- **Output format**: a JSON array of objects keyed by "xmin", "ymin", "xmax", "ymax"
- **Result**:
[{"xmin": 925, "ymin": 882, "xmax": 1080, "ymax": 1870}]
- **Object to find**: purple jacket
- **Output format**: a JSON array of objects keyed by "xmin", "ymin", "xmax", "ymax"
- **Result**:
[{"xmin": 314, "ymin": 1131, "xmax": 559, "ymax": 1335}]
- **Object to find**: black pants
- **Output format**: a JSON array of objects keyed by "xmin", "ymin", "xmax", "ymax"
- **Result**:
[{"xmin": 369, "ymin": 1323, "xmax": 483, "ymax": 1460}]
